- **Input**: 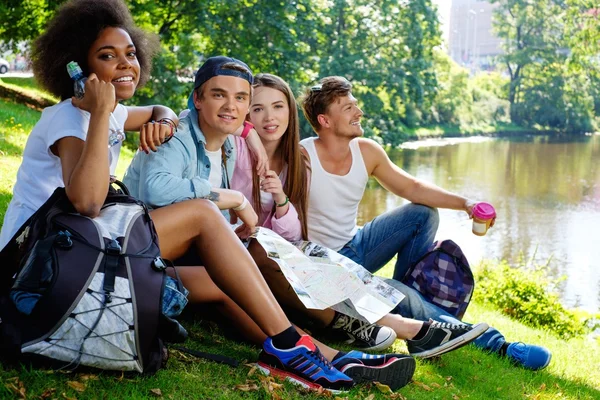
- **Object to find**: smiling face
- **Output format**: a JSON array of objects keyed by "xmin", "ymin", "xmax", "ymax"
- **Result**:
[
  {"xmin": 194, "ymin": 75, "xmax": 251, "ymax": 137},
  {"xmin": 249, "ymin": 86, "xmax": 290, "ymax": 145},
  {"xmin": 87, "ymin": 27, "xmax": 140, "ymax": 101},
  {"xmin": 322, "ymin": 93, "xmax": 364, "ymax": 138}
]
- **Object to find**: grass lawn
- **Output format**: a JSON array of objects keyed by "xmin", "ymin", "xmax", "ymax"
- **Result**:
[{"xmin": 0, "ymin": 96, "xmax": 599, "ymax": 399}]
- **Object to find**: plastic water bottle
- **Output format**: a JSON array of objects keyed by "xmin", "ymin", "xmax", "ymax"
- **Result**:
[
  {"xmin": 66, "ymin": 61, "xmax": 86, "ymax": 99},
  {"xmin": 66, "ymin": 61, "xmax": 125, "ymax": 147}
]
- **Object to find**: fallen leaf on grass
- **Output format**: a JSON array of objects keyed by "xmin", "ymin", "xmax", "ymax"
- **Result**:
[
  {"xmin": 5, "ymin": 382, "xmax": 26, "ymax": 399},
  {"xmin": 389, "ymin": 393, "xmax": 407, "ymax": 400},
  {"xmin": 452, "ymin": 394, "xmax": 460, "ymax": 400},
  {"xmin": 234, "ymin": 383, "xmax": 259, "ymax": 392},
  {"xmin": 446, "ymin": 376, "xmax": 453, "ymax": 381},
  {"xmin": 430, "ymin": 382, "xmax": 441, "ymax": 389},
  {"xmin": 374, "ymin": 381, "xmax": 392, "ymax": 393},
  {"xmin": 78, "ymin": 374, "xmax": 99, "ymax": 381},
  {"xmin": 61, "ymin": 392, "xmax": 78, "ymax": 400},
  {"xmin": 150, "ymin": 388, "xmax": 163, "ymax": 397},
  {"xmin": 247, "ymin": 366, "xmax": 257, "ymax": 377},
  {"xmin": 413, "ymin": 381, "xmax": 432, "ymax": 391},
  {"xmin": 539, "ymin": 383, "xmax": 546, "ymax": 391},
  {"xmin": 67, "ymin": 381, "xmax": 86, "ymax": 393},
  {"xmin": 334, "ymin": 397, "xmax": 349, "ymax": 400},
  {"xmin": 40, "ymin": 388, "xmax": 57, "ymax": 399},
  {"xmin": 364, "ymin": 394, "xmax": 375, "ymax": 400}
]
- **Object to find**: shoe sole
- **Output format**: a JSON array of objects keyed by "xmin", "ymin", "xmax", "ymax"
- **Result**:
[
  {"xmin": 411, "ymin": 322, "xmax": 489, "ymax": 359},
  {"xmin": 341, "ymin": 356, "xmax": 416, "ymax": 391},
  {"xmin": 347, "ymin": 329, "xmax": 397, "ymax": 352},
  {"xmin": 256, "ymin": 362, "xmax": 349, "ymax": 394}
]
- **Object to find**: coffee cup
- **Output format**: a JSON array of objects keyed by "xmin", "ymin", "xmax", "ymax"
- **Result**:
[{"xmin": 471, "ymin": 202, "xmax": 496, "ymax": 236}]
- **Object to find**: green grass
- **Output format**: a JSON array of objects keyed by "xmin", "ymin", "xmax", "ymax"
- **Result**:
[
  {"xmin": 0, "ymin": 77, "xmax": 59, "ymax": 105},
  {"xmin": 1, "ymin": 96, "xmax": 599, "ymax": 399}
]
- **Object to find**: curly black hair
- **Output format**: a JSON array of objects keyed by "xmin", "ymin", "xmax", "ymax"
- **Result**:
[{"xmin": 31, "ymin": 0, "xmax": 160, "ymax": 100}]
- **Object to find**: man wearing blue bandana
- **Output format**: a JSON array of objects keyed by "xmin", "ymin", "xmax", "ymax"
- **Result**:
[{"xmin": 125, "ymin": 56, "xmax": 264, "ymax": 228}]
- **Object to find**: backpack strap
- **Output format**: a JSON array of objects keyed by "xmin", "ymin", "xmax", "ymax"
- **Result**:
[{"xmin": 170, "ymin": 345, "xmax": 239, "ymax": 367}]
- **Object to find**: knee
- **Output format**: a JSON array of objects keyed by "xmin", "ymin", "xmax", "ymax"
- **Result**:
[
  {"xmin": 248, "ymin": 241, "xmax": 281, "ymax": 275},
  {"xmin": 405, "ymin": 203, "xmax": 439, "ymax": 231},
  {"xmin": 191, "ymin": 199, "xmax": 223, "ymax": 224}
]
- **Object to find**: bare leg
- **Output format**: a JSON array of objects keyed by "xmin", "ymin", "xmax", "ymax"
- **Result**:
[
  {"xmin": 172, "ymin": 265, "xmax": 340, "ymax": 360},
  {"xmin": 248, "ymin": 240, "xmax": 336, "ymax": 326},
  {"xmin": 151, "ymin": 199, "xmax": 289, "ymax": 337},
  {"xmin": 173, "ymin": 266, "xmax": 267, "ymax": 344},
  {"xmin": 248, "ymin": 240, "xmax": 423, "ymax": 340}
]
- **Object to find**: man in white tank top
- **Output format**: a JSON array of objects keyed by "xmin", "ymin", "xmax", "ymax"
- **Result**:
[{"xmin": 298, "ymin": 76, "xmax": 551, "ymax": 371}]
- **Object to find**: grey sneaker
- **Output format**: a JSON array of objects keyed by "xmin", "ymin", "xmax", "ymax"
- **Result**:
[
  {"xmin": 329, "ymin": 313, "xmax": 397, "ymax": 352},
  {"xmin": 407, "ymin": 320, "xmax": 489, "ymax": 359}
]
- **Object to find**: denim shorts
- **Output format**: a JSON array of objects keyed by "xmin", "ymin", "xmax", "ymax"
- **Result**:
[{"xmin": 162, "ymin": 276, "xmax": 189, "ymax": 318}]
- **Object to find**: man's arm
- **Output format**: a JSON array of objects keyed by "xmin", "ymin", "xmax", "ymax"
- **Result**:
[{"xmin": 360, "ymin": 139, "xmax": 474, "ymax": 213}]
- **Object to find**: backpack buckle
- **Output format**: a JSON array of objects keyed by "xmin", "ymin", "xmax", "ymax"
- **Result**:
[{"xmin": 152, "ymin": 257, "xmax": 167, "ymax": 271}]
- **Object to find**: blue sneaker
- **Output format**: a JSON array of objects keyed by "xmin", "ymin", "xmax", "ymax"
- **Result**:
[
  {"xmin": 332, "ymin": 350, "xmax": 416, "ymax": 391},
  {"xmin": 505, "ymin": 342, "xmax": 552, "ymax": 370},
  {"xmin": 257, "ymin": 335, "xmax": 354, "ymax": 393}
]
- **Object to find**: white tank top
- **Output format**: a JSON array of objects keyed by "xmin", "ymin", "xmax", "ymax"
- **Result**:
[{"xmin": 301, "ymin": 137, "xmax": 369, "ymax": 251}]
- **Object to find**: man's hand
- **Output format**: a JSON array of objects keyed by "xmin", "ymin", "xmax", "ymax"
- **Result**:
[
  {"xmin": 464, "ymin": 199, "xmax": 477, "ymax": 218},
  {"xmin": 233, "ymin": 204, "xmax": 258, "ymax": 239},
  {"xmin": 245, "ymin": 129, "xmax": 269, "ymax": 176},
  {"xmin": 465, "ymin": 199, "xmax": 496, "ymax": 227}
]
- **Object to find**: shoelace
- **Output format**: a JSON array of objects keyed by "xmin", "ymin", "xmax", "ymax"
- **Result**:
[
  {"xmin": 431, "ymin": 320, "xmax": 471, "ymax": 331},
  {"xmin": 339, "ymin": 315, "xmax": 376, "ymax": 341},
  {"xmin": 308, "ymin": 349, "xmax": 333, "ymax": 370}
]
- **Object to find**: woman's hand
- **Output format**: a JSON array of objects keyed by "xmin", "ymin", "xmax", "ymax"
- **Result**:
[
  {"xmin": 71, "ymin": 73, "xmax": 115, "ymax": 115},
  {"xmin": 261, "ymin": 170, "xmax": 286, "ymax": 205},
  {"xmin": 245, "ymin": 129, "xmax": 269, "ymax": 176},
  {"xmin": 139, "ymin": 120, "xmax": 175, "ymax": 154}
]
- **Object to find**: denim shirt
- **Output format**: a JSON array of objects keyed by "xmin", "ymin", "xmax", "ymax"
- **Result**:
[{"xmin": 123, "ymin": 105, "xmax": 236, "ymax": 218}]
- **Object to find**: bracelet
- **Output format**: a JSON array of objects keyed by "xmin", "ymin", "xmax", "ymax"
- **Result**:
[
  {"xmin": 233, "ymin": 195, "xmax": 249, "ymax": 211},
  {"xmin": 275, "ymin": 196, "xmax": 289, "ymax": 207},
  {"xmin": 240, "ymin": 121, "xmax": 254, "ymax": 139},
  {"xmin": 158, "ymin": 118, "xmax": 177, "ymax": 142}
]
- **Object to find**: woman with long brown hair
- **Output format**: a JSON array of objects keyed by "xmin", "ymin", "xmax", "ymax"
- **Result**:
[{"xmin": 231, "ymin": 73, "xmax": 309, "ymax": 241}]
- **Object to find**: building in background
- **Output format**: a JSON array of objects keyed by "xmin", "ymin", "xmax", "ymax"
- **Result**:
[{"xmin": 448, "ymin": 0, "xmax": 503, "ymax": 73}]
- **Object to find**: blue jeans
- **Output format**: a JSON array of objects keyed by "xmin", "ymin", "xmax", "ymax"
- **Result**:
[{"xmin": 338, "ymin": 203, "xmax": 506, "ymax": 353}]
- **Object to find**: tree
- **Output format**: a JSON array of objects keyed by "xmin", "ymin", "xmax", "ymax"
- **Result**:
[{"xmin": 492, "ymin": 0, "xmax": 599, "ymax": 132}]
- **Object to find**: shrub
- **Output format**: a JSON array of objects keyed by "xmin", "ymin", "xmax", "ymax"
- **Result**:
[{"xmin": 474, "ymin": 259, "xmax": 597, "ymax": 340}]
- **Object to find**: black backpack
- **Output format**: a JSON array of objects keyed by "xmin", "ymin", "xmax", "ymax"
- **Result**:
[{"xmin": 0, "ymin": 184, "xmax": 187, "ymax": 373}]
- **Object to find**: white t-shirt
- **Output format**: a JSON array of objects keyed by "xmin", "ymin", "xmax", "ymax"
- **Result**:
[
  {"xmin": 205, "ymin": 148, "xmax": 223, "ymax": 188},
  {"xmin": 0, "ymin": 100, "xmax": 127, "ymax": 249}
]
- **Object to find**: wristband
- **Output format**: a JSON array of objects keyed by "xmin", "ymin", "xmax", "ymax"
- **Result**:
[
  {"xmin": 275, "ymin": 196, "xmax": 289, "ymax": 207},
  {"xmin": 240, "ymin": 121, "xmax": 254, "ymax": 139},
  {"xmin": 233, "ymin": 196, "xmax": 249, "ymax": 211}
]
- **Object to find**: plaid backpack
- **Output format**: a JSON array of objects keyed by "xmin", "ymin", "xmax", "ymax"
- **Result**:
[{"xmin": 401, "ymin": 240, "xmax": 474, "ymax": 319}]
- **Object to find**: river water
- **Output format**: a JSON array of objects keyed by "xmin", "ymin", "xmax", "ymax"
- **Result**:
[{"xmin": 358, "ymin": 135, "xmax": 600, "ymax": 312}]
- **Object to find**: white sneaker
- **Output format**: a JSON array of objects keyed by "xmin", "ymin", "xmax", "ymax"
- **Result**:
[{"xmin": 329, "ymin": 313, "xmax": 397, "ymax": 352}]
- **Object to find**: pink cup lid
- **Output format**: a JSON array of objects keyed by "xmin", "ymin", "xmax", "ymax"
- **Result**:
[{"xmin": 472, "ymin": 202, "xmax": 496, "ymax": 220}]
